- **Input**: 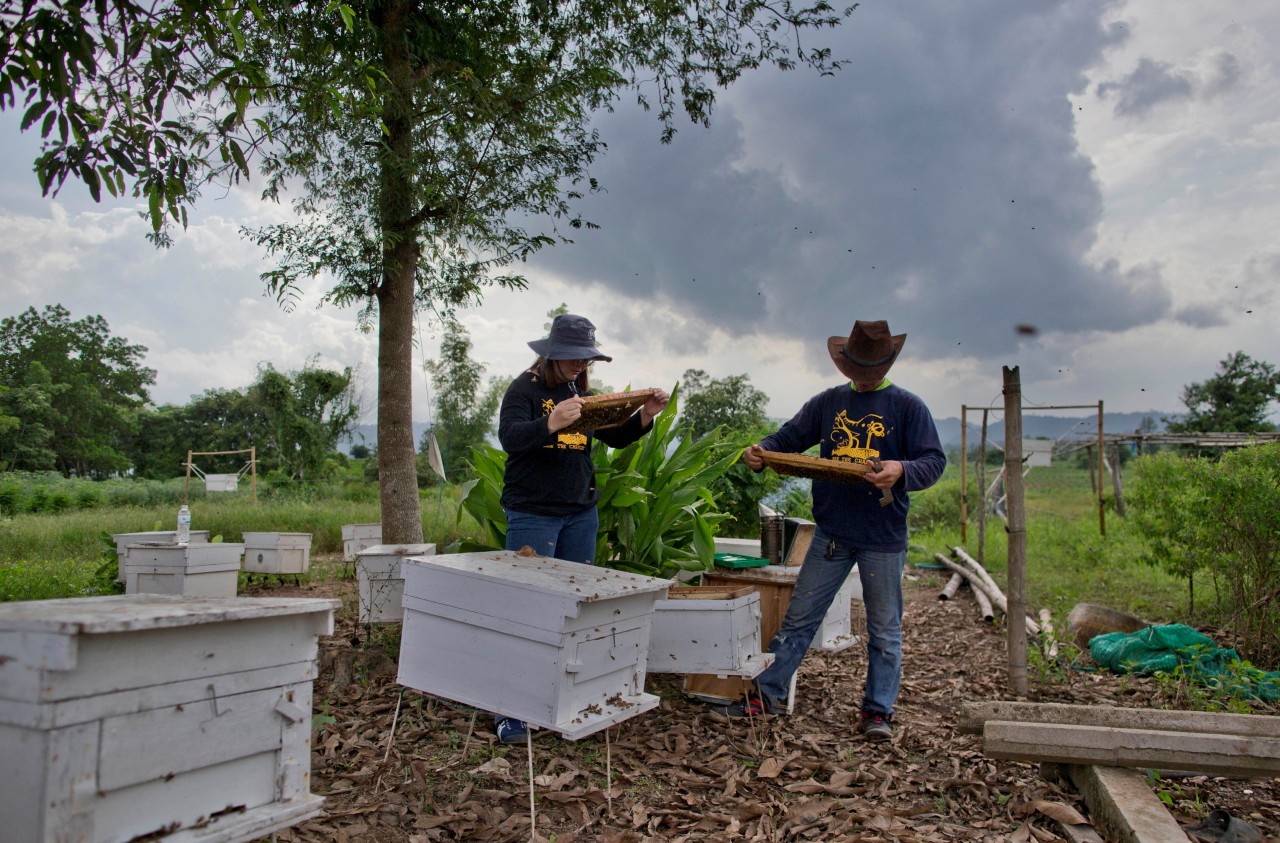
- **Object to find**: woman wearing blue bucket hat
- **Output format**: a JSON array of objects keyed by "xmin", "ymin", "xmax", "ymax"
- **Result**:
[{"xmin": 492, "ymin": 313, "xmax": 669, "ymax": 744}]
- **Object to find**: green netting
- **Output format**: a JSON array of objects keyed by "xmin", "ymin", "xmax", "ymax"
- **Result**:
[{"xmin": 1090, "ymin": 624, "xmax": 1280, "ymax": 702}]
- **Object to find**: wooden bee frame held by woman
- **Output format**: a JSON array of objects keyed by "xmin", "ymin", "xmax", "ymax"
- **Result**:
[{"xmin": 561, "ymin": 388, "xmax": 658, "ymax": 435}]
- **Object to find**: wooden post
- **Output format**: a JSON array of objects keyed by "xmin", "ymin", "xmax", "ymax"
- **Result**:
[
  {"xmin": 977, "ymin": 409, "xmax": 989, "ymax": 569},
  {"xmin": 1097, "ymin": 400, "xmax": 1106, "ymax": 537},
  {"xmin": 1109, "ymin": 444, "xmax": 1125, "ymax": 517},
  {"xmin": 251, "ymin": 446, "xmax": 258, "ymax": 505},
  {"xmin": 960, "ymin": 406, "xmax": 968, "ymax": 544},
  {"xmin": 184, "ymin": 450, "xmax": 193, "ymax": 506},
  {"xmin": 1002, "ymin": 366, "xmax": 1027, "ymax": 697}
]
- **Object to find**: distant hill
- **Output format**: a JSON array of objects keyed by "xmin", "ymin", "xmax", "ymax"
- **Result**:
[
  {"xmin": 341, "ymin": 412, "xmax": 1174, "ymax": 455},
  {"xmin": 933, "ymin": 410, "xmax": 1170, "ymax": 451}
]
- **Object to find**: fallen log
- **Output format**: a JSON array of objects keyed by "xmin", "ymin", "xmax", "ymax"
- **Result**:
[
  {"xmin": 958, "ymin": 700, "xmax": 1279, "ymax": 739},
  {"xmin": 934, "ymin": 554, "xmax": 996, "ymax": 621},
  {"xmin": 980, "ymin": 720, "xmax": 1280, "ymax": 778},
  {"xmin": 950, "ymin": 545, "xmax": 1041, "ymax": 635},
  {"xmin": 938, "ymin": 572, "xmax": 965, "ymax": 601}
]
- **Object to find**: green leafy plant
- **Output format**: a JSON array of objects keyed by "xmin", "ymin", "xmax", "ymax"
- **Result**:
[{"xmin": 459, "ymin": 386, "xmax": 740, "ymax": 578}]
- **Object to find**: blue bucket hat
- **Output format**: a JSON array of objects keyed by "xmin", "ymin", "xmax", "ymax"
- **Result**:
[{"xmin": 528, "ymin": 314, "xmax": 613, "ymax": 362}]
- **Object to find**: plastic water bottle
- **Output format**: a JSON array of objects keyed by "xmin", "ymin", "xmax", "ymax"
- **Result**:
[{"xmin": 176, "ymin": 505, "xmax": 191, "ymax": 545}]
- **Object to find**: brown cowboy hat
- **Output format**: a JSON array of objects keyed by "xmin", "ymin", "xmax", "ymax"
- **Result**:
[{"xmin": 827, "ymin": 320, "xmax": 906, "ymax": 382}]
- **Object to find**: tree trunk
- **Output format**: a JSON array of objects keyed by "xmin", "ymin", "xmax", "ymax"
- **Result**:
[{"xmin": 375, "ymin": 0, "xmax": 424, "ymax": 545}]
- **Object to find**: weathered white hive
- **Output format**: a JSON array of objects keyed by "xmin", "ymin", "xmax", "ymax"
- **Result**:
[
  {"xmin": 341, "ymin": 523, "xmax": 382, "ymax": 561},
  {"xmin": 124, "ymin": 542, "xmax": 244, "ymax": 598},
  {"xmin": 397, "ymin": 550, "xmax": 671, "ymax": 740},
  {"xmin": 814, "ymin": 571, "xmax": 863, "ymax": 653},
  {"xmin": 111, "ymin": 531, "xmax": 211, "ymax": 583},
  {"xmin": 0, "ymin": 594, "xmax": 337, "ymax": 843},
  {"xmin": 355, "ymin": 543, "xmax": 436, "ymax": 624},
  {"xmin": 647, "ymin": 585, "xmax": 775, "ymax": 677},
  {"xmin": 712, "ymin": 536, "xmax": 762, "ymax": 557},
  {"xmin": 242, "ymin": 532, "xmax": 313, "ymax": 575}
]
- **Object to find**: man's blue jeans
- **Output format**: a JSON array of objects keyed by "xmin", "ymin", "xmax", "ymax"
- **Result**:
[
  {"xmin": 754, "ymin": 526, "xmax": 906, "ymax": 716},
  {"xmin": 504, "ymin": 506, "xmax": 599, "ymax": 564}
]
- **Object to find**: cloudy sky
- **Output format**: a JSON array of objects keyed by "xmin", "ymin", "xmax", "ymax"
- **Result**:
[{"xmin": 2, "ymin": 0, "xmax": 1277, "ymax": 434}]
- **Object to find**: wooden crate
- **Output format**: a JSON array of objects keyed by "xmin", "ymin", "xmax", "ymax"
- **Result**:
[
  {"xmin": 124, "ymin": 542, "xmax": 244, "ymax": 598},
  {"xmin": 242, "ymin": 532, "xmax": 313, "ymax": 575},
  {"xmin": 111, "ymin": 531, "xmax": 211, "ymax": 583},
  {"xmin": 683, "ymin": 564, "xmax": 862, "ymax": 704},
  {"xmin": 648, "ymin": 586, "xmax": 774, "ymax": 677},
  {"xmin": 341, "ymin": 523, "xmax": 382, "ymax": 562},
  {"xmin": 397, "ymin": 550, "xmax": 670, "ymax": 740},
  {"xmin": 0, "ymin": 594, "xmax": 337, "ymax": 843},
  {"xmin": 354, "ymin": 544, "xmax": 436, "ymax": 624}
]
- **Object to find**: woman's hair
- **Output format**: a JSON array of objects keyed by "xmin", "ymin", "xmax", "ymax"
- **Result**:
[{"xmin": 528, "ymin": 357, "xmax": 591, "ymax": 393}]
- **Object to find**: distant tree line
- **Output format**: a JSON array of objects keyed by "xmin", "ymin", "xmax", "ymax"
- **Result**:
[{"xmin": 0, "ymin": 306, "xmax": 358, "ymax": 482}]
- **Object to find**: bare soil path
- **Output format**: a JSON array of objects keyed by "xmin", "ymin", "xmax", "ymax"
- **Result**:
[{"xmin": 248, "ymin": 563, "xmax": 1280, "ymax": 842}]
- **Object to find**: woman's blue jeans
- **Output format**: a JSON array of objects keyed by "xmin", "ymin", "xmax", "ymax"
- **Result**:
[
  {"xmin": 754, "ymin": 526, "xmax": 906, "ymax": 716},
  {"xmin": 504, "ymin": 506, "xmax": 599, "ymax": 564}
]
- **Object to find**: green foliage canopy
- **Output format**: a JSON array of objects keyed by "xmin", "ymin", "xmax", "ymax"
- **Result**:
[
  {"xmin": 3, "ymin": 0, "xmax": 856, "ymax": 544},
  {"xmin": 0, "ymin": 305, "xmax": 155, "ymax": 476},
  {"xmin": 1166, "ymin": 351, "xmax": 1280, "ymax": 434}
]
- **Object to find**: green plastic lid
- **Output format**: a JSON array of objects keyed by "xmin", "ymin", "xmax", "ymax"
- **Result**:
[{"xmin": 713, "ymin": 552, "xmax": 770, "ymax": 569}]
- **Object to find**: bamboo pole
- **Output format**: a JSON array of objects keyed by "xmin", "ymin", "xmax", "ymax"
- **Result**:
[
  {"xmin": 1003, "ymin": 365, "xmax": 1028, "ymax": 696},
  {"xmin": 977, "ymin": 408, "xmax": 989, "ymax": 569},
  {"xmin": 1097, "ymin": 400, "xmax": 1106, "ymax": 537},
  {"xmin": 960, "ymin": 405, "xmax": 969, "ymax": 544}
]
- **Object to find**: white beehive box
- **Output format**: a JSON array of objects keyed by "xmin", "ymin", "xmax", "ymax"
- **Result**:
[
  {"xmin": 341, "ymin": 523, "xmax": 382, "ymax": 561},
  {"xmin": 0, "ymin": 594, "xmax": 337, "ymax": 843},
  {"xmin": 397, "ymin": 550, "xmax": 671, "ymax": 740},
  {"xmin": 111, "ymin": 531, "xmax": 212, "ymax": 583},
  {"xmin": 124, "ymin": 542, "xmax": 244, "ymax": 598},
  {"xmin": 355, "ymin": 543, "xmax": 436, "ymax": 624},
  {"xmin": 814, "ymin": 571, "xmax": 863, "ymax": 653},
  {"xmin": 647, "ymin": 586, "xmax": 775, "ymax": 677},
  {"xmin": 242, "ymin": 532, "xmax": 313, "ymax": 575},
  {"xmin": 713, "ymin": 536, "xmax": 762, "ymax": 557}
]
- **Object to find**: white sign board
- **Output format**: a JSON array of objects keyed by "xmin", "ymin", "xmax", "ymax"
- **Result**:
[
  {"xmin": 1021, "ymin": 439, "xmax": 1053, "ymax": 467},
  {"xmin": 204, "ymin": 473, "xmax": 239, "ymax": 492}
]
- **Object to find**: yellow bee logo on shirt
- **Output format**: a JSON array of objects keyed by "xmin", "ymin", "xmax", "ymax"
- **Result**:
[
  {"xmin": 830, "ymin": 410, "xmax": 886, "ymax": 463},
  {"xmin": 541, "ymin": 398, "xmax": 556, "ymax": 416}
]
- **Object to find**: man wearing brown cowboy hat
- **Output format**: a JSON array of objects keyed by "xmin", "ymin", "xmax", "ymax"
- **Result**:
[{"xmin": 714, "ymin": 320, "xmax": 946, "ymax": 741}]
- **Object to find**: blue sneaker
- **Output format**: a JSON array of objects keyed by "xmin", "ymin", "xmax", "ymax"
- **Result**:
[{"xmin": 495, "ymin": 717, "xmax": 529, "ymax": 745}]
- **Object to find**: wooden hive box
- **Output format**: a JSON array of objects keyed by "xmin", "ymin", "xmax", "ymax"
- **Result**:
[
  {"xmin": 341, "ymin": 523, "xmax": 382, "ymax": 562},
  {"xmin": 397, "ymin": 550, "xmax": 671, "ymax": 740},
  {"xmin": 111, "ymin": 531, "xmax": 211, "ymax": 583},
  {"xmin": 0, "ymin": 594, "xmax": 337, "ymax": 843},
  {"xmin": 124, "ymin": 542, "xmax": 244, "ymax": 598},
  {"xmin": 647, "ymin": 586, "xmax": 774, "ymax": 677},
  {"xmin": 354, "ymin": 544, "xmax": 436, "ymax": 624},
  {"xmin": 242, "ymin": 532, "xmax": 313, "ymax": 575}
]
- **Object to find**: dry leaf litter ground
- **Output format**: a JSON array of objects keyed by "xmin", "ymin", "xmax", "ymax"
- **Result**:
[{"xmin": 245, "ymin": 562, "xmax": 1280, "ymax": 843}]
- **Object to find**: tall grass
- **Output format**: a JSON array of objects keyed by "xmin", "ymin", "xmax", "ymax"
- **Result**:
[
  {"xmin": 0, "ymin": 484, "xmax": 486, "ymax": 602},
  {"xmin": 908, "ymin": 463, "xmax": 1188, "ymax": 624}
]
